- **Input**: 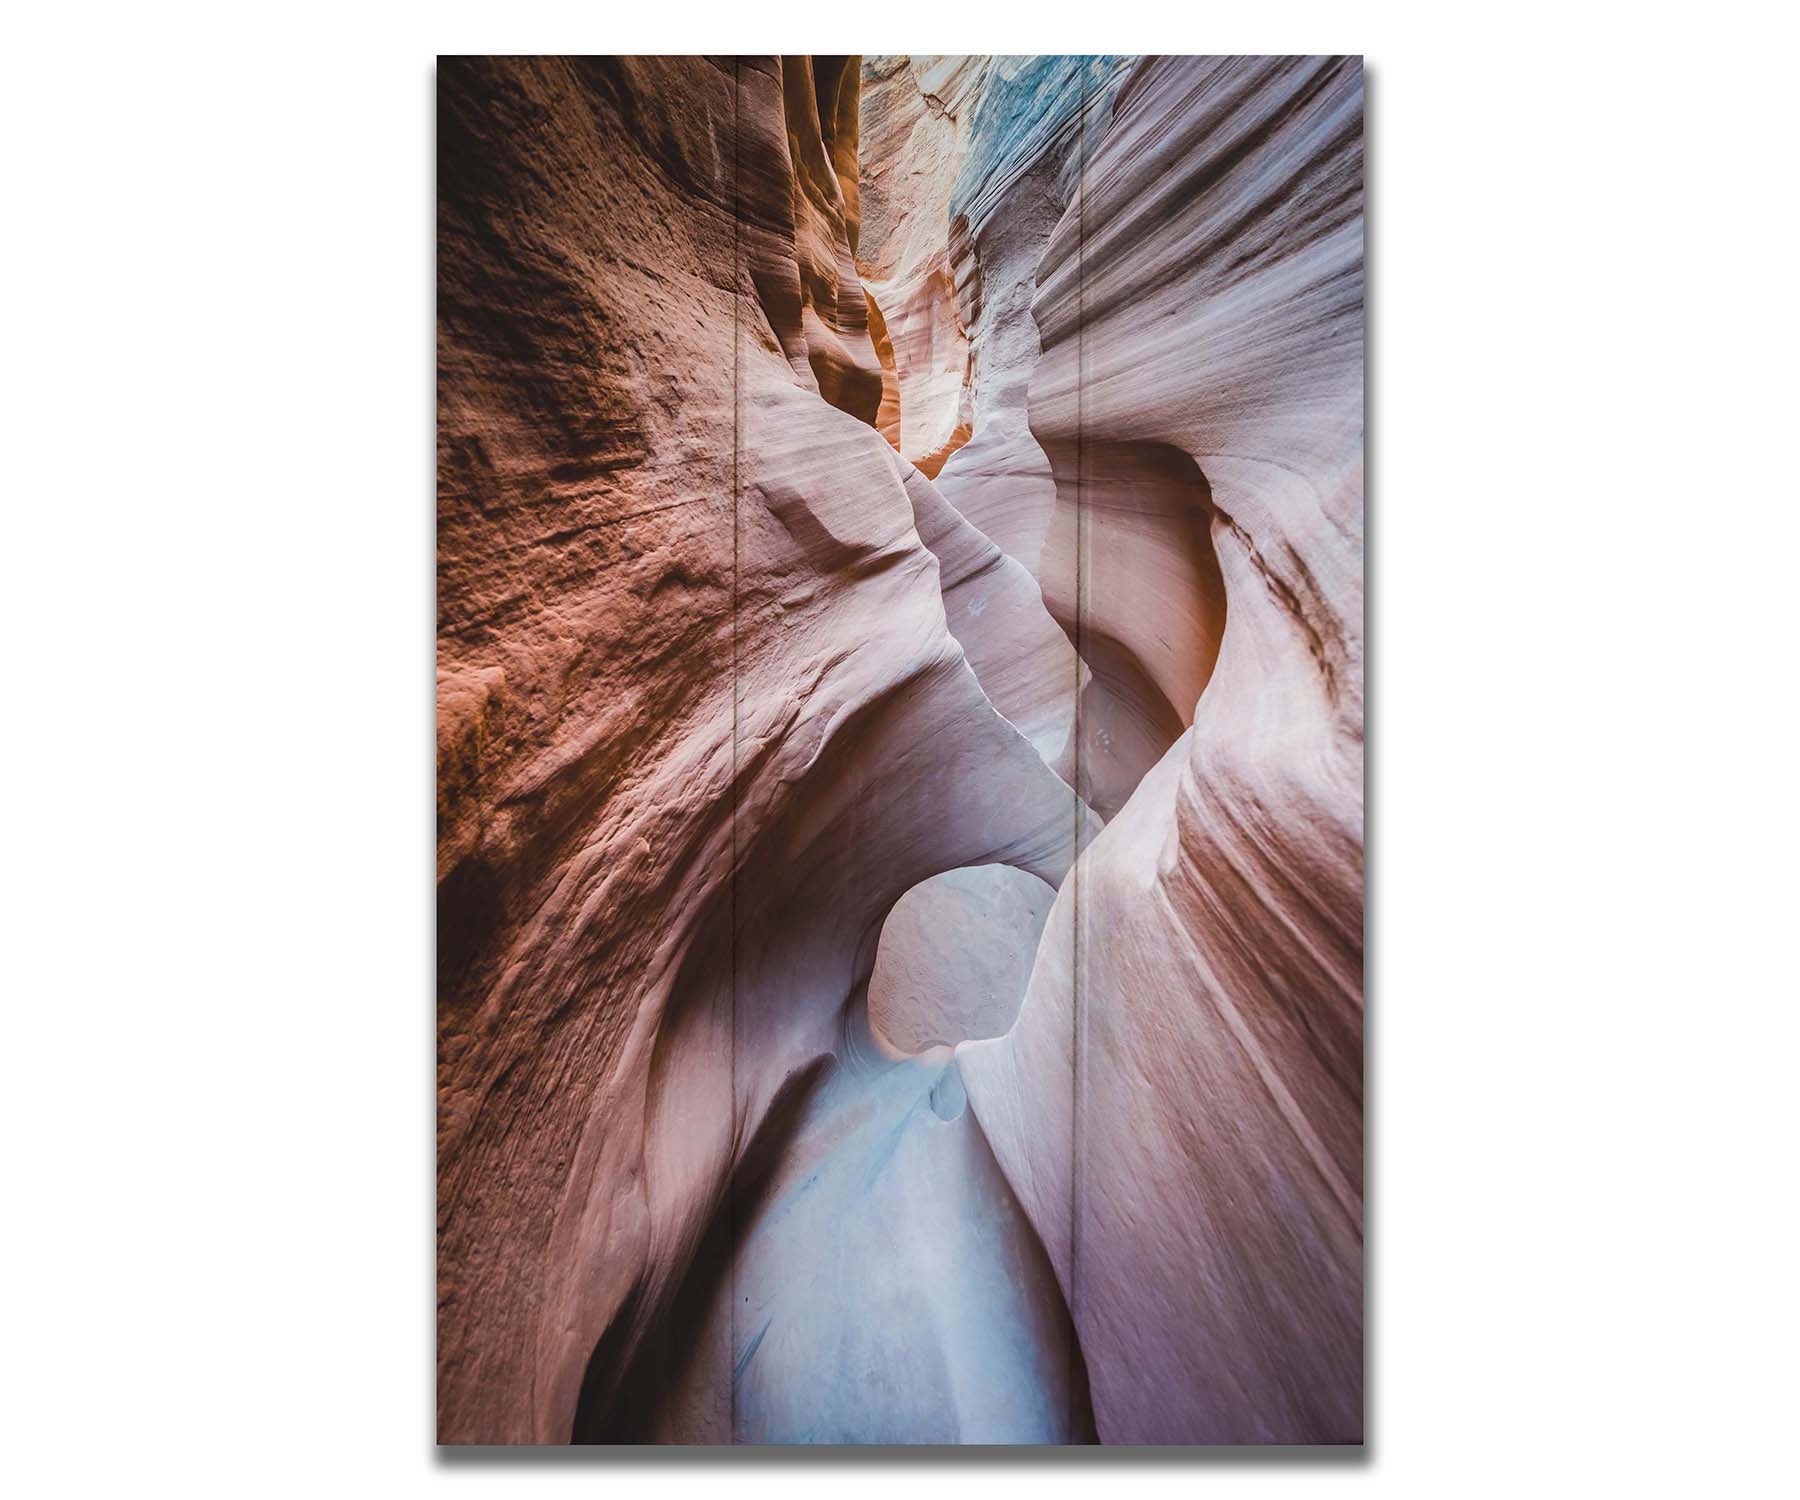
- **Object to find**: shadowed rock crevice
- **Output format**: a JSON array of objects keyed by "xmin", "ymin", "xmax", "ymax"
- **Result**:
[
  {"xmin": 570, "ymin": 1056, "xmax": 832, "ymax": 1443},
  {"xmin": 864, "ymin": 286, "xmax": 902, "ymax": 447},
  {"xmin": 1036, "ymin": 438, "xmax": 1228, "ymax": 819}
]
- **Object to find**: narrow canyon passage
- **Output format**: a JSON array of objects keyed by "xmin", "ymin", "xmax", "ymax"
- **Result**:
[
  {"xmin": 634, "ymin": 1013, "xmax": 1093, "ymax": 1442},
  {"xmin": 653, "ymin": 60, "xmax": 1128, "ymax": 1438},
  {"xmin": 713, "ymin": 1030, "xmax": 1093, "ymax": 1445},
  {"xmin": 437, "ymin": 53, "xmax": 1364, "ymax": 1446},
  {"xmin": 575, "ymin": 862, "xmax": 1088, "ymax": 1445},
  {"xmin": 575, "ymin": 57, "xmax": 1206, "ymax": 1440},
  {"xmin": 704, "ymin": 863, "xmax": 1086, "ymax": 1444}
]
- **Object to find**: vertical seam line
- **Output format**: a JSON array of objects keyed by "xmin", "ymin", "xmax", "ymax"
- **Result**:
[{"xmin": 729, "ymin": 51, "xmax": 741, "ymax": 1450}]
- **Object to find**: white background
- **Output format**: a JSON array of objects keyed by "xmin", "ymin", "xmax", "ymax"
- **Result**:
[{"xmin": 4, "ymin": 2, "xmax": 1795, "ymax": 1494}]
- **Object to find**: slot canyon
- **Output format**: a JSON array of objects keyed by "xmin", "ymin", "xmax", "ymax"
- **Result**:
[{"xmin": 437, "ymin": 53, "xmax": 1364, "ymax": 1446}]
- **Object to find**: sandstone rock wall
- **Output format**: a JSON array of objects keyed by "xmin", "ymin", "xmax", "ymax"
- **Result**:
[
  {"xmin": 962, "ymin": 53, "xmax": 1365, "ymax": 1443},
  {"xmin": 438, "ymin": 53, "xmax": 1363, "ymax": 1447},
  {"xmin": 439, "ymin": 56, "xmax": 1082, "ymax": 1443}
]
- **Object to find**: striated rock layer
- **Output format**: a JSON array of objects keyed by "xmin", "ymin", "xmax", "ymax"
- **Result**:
[
  {"xmin": 962, "ymin": 53, "xmax": 1365, "ymax": 1443},
  {"xmin": 438, "ymin": 52, "xmax": 1363, "ymax": 1448},
  {"xmin": 439, "ymin": 56, "xmax": 1084, "ymax": 1444}
]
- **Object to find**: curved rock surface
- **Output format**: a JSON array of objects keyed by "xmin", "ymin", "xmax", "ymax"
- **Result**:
[
  {"xmin": 962, "ymin": 53, "xmax": 1365, "ymax": 1443},
  {"xmin": 439, "ymin": 56, "xmax": 1082, "ymax": 1444},
  {"xmin": 439, "ymin": 52, "xmax": 1363, "ymax": 1448},
  {"xmin": 931, "ymin": 58, "xmax": 1130, "ymax": 575}
]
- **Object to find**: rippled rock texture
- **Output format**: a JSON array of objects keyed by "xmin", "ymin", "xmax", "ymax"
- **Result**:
[{"xmin": 438, "ymin": 53, "xmax": 1363, "ymax": 1447}]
